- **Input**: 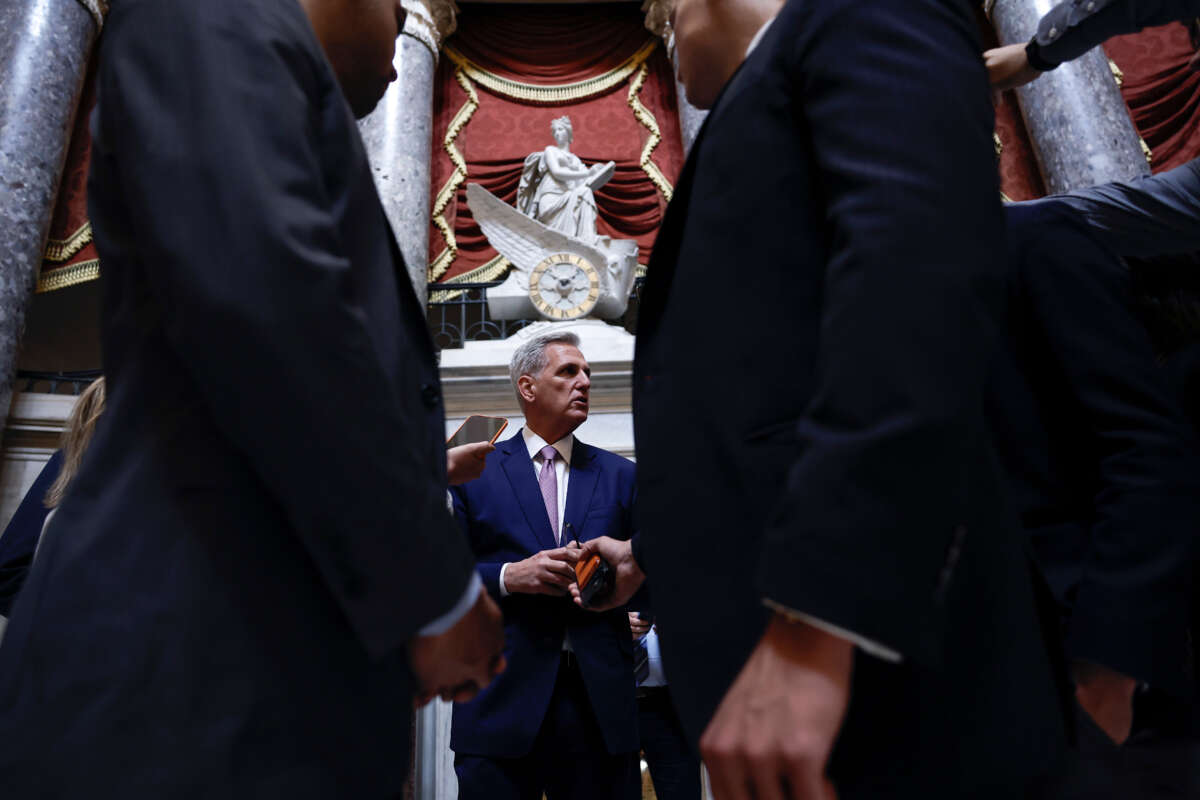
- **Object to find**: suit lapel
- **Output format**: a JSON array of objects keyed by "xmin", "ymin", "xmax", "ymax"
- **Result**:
[
  {"xmin": 499, "ymin": 432, "xmax": 560, "ymax": 552},
  {"xmin": 640, "ymin": 60, "xmax": 748, "ymax": 341},
  {"xmin": 562, "ymin": 439, "xmax": 599, "ymax": 544}
]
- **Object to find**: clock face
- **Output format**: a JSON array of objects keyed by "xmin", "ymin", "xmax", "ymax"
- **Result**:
[{"xmin": 529, "ymin": 253, "xmax": 601, "ymax": 320}]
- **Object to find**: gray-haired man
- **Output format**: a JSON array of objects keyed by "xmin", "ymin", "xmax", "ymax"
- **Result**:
[{"xmin": 448, "ymin": 331, "xmax": 640, "ymax": 800}]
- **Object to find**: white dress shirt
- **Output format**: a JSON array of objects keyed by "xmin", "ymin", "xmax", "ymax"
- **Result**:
[
  {"xmin": 498, "ymin": 428, "xmax": 574, "ymax": 596},
  {"xmin": 745, "ymin": 14, "xmax": 776, "ymax": 58},
  {"xmin": 638, "ymin": 625, "xmax": 668, "ymax": 688}
]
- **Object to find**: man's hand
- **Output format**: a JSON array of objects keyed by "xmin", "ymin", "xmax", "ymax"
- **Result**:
[
  {"xmin": 984, "ymin": 43, "xmax": 1042, "ymax": 91},
  {"xmin": 568, "ymin": 536, "xmax": 645, "ymax": 612},
  {"xmin": 446, "ymin": 441, "xmax": 495, "ymax": 486},
  {"xmin": 504, "ymin": 546, "xmax": 581, "ymax": 596},
  {"xmin": 629, "ymin": 611, "xmax": 651, "ymax": 640},
  {"xmin": 409, "ymin": 589, "xmax": 506, "ymax": 706},
  {"xmin": 700, "ymin": 614, "xmax": 853, "ymax": 800},
  {"xmin": 1073, "ymin": 660, "xmax": 1137, "ymax": 745}
]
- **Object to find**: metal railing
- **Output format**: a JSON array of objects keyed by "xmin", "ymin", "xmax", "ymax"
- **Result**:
[
  {"xmin": 427, "ymin": 277, "xmax": 645, "ymax": 351},
  {"xmin": 15, "ymin": 369, "xmax": 102, "ymax": 395}
]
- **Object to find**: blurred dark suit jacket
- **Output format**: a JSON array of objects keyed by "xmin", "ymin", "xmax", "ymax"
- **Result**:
[
  {"xmin": 0, "ymin": 0, "xmax": 474, "ymax": 796},
  {"xmin": 630, "ymin": 0, "xmax": 1067, "ymax": 794},
  {"xmin": 991, "ymin": 203, "xmax": 1200, "ymax": 697}
]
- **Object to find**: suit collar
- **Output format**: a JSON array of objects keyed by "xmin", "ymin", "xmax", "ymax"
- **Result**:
[
  {"xmin": 499, "ymin": 432, "xmax": 558, "ymax": 551},
  {"xmin": 640, "ymin": 32, "xmax": 773, "ymax": 343},
  {"xmin": 562, "ymin": 439, "xmax": 598, "ymax": 544},
  {"xmin": 498, "ymin": 430, "xmax": 600, "ymax": 548},
  {"xmin": 520, "ymin": 427, "xmax": 575, "ymax": 466}
]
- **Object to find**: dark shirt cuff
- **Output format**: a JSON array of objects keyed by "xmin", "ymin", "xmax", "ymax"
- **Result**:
[{"xmin": 1026, "ymin": 37, "xmax": 1058, "ymax": 72}]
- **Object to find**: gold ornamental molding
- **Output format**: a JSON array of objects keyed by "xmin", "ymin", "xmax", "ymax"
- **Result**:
[
  {"xmin": 429, "ymin": 66, "xmax": 480, "ymax": 282},
  {"xmin": 403, "ymin": 0, "xmax": 458, "ymax": 61},
  {"xmin": 429, "ymin": 254, "xmax": 512, "ymax": 302},
  {"xmin": 442, "ymin": 39, "xmax": 659, "ymax": 105},
  {"xmin": 43, "ymin": 221, "xmax": 93, "ymax": 263},
  {"xmin": 36, "ymin": 258, "xmax": 100, "ymax": 294},
  {"xmin": 627, "ymin": 61, "xmax": 673, "ymax": 202}
]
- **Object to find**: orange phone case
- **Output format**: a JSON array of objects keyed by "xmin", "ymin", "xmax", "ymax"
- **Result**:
[{"xmin": 575, "ymin": 553, "xmax": 602, "ymax": 587}]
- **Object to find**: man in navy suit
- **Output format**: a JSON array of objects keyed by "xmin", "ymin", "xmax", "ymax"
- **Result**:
[{"xmin": 450, "ymin": 330, "xmax": 638, "ymax": 800}]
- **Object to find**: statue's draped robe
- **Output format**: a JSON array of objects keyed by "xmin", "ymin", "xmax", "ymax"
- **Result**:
[{"xmin": 518, "ymin": 148, "xmax": 601, "ymax": 244}]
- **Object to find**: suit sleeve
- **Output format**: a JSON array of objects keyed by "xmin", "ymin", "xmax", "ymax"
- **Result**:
[
  {"xmin": 1012, "ymin": 206, "xmax": 1199, "ymax": 694},
  {"xmin": 755, "ymin": 0, "xmax": 1009, "ymax": 665},
  {"xmin": 1034, "ymin": 0, "xmax": 1200, "ymax": 69},
  {"xmin": 96, "ymin": 3, "xmax": 476, "ymax": 659},
  {"xmin": 449, "ymin": 487, "xmax": 505, "ymax": 600},
  {"xmin": 1026, "ymin": 160, "xmax": 1200, "ymax": 259}
]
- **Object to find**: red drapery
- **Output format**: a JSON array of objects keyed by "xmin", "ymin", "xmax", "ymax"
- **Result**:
[
  {"xmin": 38, "ymin": 61, "xmax": 99, "ymax": 293},
  {"xmin": 1105, "ymin": 22, "xmax": 1200, "ymax": 172},
  {"xmin": 428, "ymin": 5, "xmax": 684, "ymax": 284},
  {"xmin": 983, "ymin": 13, "xmax": 1200, "ymax": 200}
]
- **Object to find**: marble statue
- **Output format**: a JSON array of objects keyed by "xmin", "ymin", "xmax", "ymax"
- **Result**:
[
  {"xmin": 465, "ymin": 117, "xmax": 638, "ymax": 322},
  {"xmin": 516, "ymin": 117, "xmax": 615, "ymax": 245}
]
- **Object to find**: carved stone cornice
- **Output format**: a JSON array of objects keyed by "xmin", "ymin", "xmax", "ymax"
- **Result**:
[
  {"xmin": 75, "ymin": 0, "xmax": 109, "ymax": 31},
  {"xmin": 403, "ymin": 0, "xmax": 458, "ymax": 60},
  {"xmin": 641, "ymin": 0, "xmax": 675, "ymax": 60}
]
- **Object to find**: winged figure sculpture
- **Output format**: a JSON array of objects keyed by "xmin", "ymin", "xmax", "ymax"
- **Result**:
[{"xmin": 466, "ymin": 182, "xmax": 639, "ymax": 321}]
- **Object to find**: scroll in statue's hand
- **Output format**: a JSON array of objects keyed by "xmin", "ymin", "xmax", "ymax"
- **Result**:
[{"xmin": 586, "ymin": 161, "xmax": 616, "ymax": 191}]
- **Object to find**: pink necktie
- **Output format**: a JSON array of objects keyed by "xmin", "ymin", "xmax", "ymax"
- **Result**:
[{"xmin": 538, "ymin": 445, "xmax": 560, "ymax": 544}]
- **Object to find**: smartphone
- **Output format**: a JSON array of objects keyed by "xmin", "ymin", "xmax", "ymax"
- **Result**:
[{"xmin": 446, "ymin": 415, "xmax": 509, "ymax": 449}]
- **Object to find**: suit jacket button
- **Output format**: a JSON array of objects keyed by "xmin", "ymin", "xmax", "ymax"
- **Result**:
[{"xmin": 421, "ymin": 383, "xmax": 439, "ymax": 408}]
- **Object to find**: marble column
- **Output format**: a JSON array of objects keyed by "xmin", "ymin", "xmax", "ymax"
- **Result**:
[
  {"xmin": 990, "ymin": 0, "xmax": 1148, "ymax": 194},
  {"xmin": 643, "ymin": 0, "xmax": 708, "ymax": 155},
  {"xmin": 360, "ymin": 0, "xmax": 456, "ymax": 309},
  {"xmin": 0, "ymin": 0, "xmax": 102, "ymax": 415}
]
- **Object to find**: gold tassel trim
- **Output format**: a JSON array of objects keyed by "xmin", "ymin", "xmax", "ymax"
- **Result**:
[
  {"xmin": 627, "ymin": 62, "xmax": 673, "ymax": 202},
  {"xmin": 429, "ymin": 66, "xmax": 481, "ymax": 282},
  {"xmin": 1108, "ymin": 58, "xmax": 1125, "ymax": 88},
  {"xmin": 442, "ymin": 40, "xmax": 659, "ymax": 105},
  {"xmin": 44, "ymin": 221, "xmax": 93, "ymax": 263},
  {"xmin": 429, "ymin": 254, "xmax": 512, "ymax": 303},
  {"xmin": 36, "ymin": 258, "xmax": 100, "ymax": 293}
]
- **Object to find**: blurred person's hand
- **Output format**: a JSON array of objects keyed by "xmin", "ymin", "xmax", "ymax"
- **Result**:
[
  {"xmin": 447, "ymin": 441, "xmax": 495, "ymax": 485},
  {"xmin": 984, "ymin": 43, "xmax": 1042, "ymax": 91},
  {"xmin": 1073, "ymin": 660, "xmax": 1137, "ymax": 744},
  {"xmin": 568, "ymin": 536, "xmax": 645, "ymax": 611},
  {"xmin": 629, "ymin": 612, "xmax": 651, "ymax": 639},
  {"xmin": 504, "ymin": 546, "xmax": 581, "ymax": 596},
  {"xmin": 700, "ymin": 614, "xmax": 852, "ymax": 800},
  {"xmin": 410, "ymin": 589, "xmax": 506, "ymax": 706}
]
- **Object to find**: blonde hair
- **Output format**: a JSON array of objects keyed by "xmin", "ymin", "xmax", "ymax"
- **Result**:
[{"xmin": 45, "ymin": 377, "xmax": 106, "ymax": 509}]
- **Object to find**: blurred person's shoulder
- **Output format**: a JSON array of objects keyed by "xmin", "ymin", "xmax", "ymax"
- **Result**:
[{"xmin": 104, "ymin": 0, "xmax": 320, "ymax": 57}]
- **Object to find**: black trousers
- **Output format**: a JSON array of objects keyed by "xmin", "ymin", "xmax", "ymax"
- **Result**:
[
  {"xmin": 455, "ymin": 654, "xmax": 636, "ymax": 800},
  {"xmin": 630, "ymin": 687, "xmax": 700, "ymax": 800}
]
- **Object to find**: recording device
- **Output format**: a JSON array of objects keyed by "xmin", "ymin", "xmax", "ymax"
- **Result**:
[{"xmin": 446, "ymin": 415, "xmax": 509, "ymax": 448}]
